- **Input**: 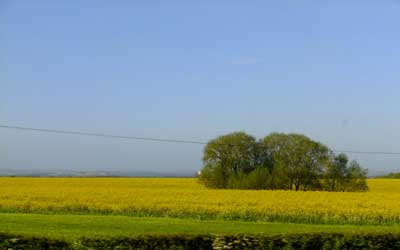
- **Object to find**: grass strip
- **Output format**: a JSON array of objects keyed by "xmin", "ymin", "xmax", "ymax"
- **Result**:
[{"xmin": 0, "ymin": 213, "xmax": 400, "ymax": 240}]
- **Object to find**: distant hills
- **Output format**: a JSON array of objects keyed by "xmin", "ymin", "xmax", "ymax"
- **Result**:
[{"xmin": 0, "ymin": 169, "xmax": 197, "ymax": 177}]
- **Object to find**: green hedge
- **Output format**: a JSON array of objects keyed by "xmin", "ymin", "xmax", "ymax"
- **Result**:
[
  {"xmin": 80, "ymin": 235, "xmax": 213, "ymax": 250},
  {"xmin": 1, "ymin": 233, "xmax": 400, "ymax": 250},
  {"xmin": 212, "ymin": 234, "xmax": 400, "ymax": 250},
  {"xmin": 0, "ymin": 233, "xmax": 71, "ymax": 250}
]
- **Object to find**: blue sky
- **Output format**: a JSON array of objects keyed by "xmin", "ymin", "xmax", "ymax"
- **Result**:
[{"xmin": 2, "ymin": 1, "xmax": 400, "ymax": 175}]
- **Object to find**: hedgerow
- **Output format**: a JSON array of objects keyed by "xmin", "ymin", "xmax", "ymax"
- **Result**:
[{"xmin": 1, "ymin": 233, "xmax": 400, "ymax": 250}]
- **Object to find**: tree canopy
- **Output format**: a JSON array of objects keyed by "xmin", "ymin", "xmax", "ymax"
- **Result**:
[
  {"xmin": 201, "ymin": 132, "xmax": 258, "ymax": 188},
  {"xmin": 199, "ymin": 132, "xmax": 368, "ymax": 192}
]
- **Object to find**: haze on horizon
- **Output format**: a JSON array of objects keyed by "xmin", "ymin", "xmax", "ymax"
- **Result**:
[{"xmin": 2, "ymin": 1, "xmax": 400, "ymax": 176}]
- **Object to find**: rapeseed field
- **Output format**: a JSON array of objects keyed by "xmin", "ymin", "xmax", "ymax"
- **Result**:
[{"xmin": 0, "ymin": 178, "xmax": 399, "ymax": 224}]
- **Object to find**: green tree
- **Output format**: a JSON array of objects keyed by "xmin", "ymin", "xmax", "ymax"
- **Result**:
[
  {"xmin": 261, "ymin": 133, "xmax": 330, "ymax": 191},
  {"xmin": 198, "ymin": 163, "xmax": 226, "ymax": 188},
  {"xmin": 345, "ymin": 160, "xmax": 368, "ymax": 191},
  {"xmin": 200, "ymin": 132, "xmax": 258, "ymax": 188},
  {"xmin": 199, "ymin": 132, "xmax": 368, "ymax": 192},
  {"xmin": 245, "ymin": 167, "xmax": 272, "ymax": 189},
  {"xmin": 325, "ymin": 153, "xmax": 349, "ymax": 191}
]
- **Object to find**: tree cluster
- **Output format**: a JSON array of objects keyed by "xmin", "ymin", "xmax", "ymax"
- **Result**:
[{"xmin": 199, "ymin": 132, "xmax": 368, "ymax": 192}]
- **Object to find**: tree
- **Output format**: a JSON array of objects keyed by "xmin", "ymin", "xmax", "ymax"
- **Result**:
[
  {"xmin": 345, "ymin": 160, "xmax": 368, "ymax": 191},
  {"xmin": 200, "ymin": 132, "xmax": 258, "ymax": 188},
  {"xmin": 261, "ymin": 133, "xmax": 330, "ymax": 191},
  {"xmin": 325, "ymin": 153, "xmax": 349, "ymax": 191},
  {"xmin": 199, "ymin": 132, "xmax": 368, "ymax": 192},
  {"xmin": 198, "ymin": 163, "xmax": 226, "ymax": 188},
  {"xmin": 244, "ymin": 167, "xmax": 272, "ymax": 189},
  {"xmin": 323, "ymin": 155, "xmax": 368, "ymax": 192}
]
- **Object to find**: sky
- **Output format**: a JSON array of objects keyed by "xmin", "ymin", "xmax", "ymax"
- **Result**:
[{"xmin": 1, "ymin": 1, "xmax": 400, "ymax": 175}]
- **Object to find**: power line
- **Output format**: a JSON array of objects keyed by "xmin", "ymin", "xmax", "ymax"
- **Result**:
[
  {"xmin": 330, "ymin": 150, "xmax": 400, "ymax": 155},
  {"xmin": 1, "ymin": 124, "xmax": 400, "ymax": 156},
  {"xmin": 0, "ymin": 124, "xmax": 207, "ymax": 145}
]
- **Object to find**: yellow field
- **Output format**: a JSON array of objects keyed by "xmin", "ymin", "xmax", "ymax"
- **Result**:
[{"xmin": 0, "ymin": 178, "xmax": 399, "ymax": 224}]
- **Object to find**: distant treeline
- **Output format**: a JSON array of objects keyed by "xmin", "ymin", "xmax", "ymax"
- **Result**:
[
  {"xmin": 199, "ymin": 132, "xmax": 368, "ymax": 192},
  {"xmin": 379, "ymin": 172, "xmax": 400, "ymax": 179}
]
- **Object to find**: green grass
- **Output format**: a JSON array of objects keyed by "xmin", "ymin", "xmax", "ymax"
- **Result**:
[{"xmin": 1, "ymin": 213, "xmax": 400, "ymax": 240}]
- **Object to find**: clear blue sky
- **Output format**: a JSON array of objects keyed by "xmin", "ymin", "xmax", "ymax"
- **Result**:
[{"xmin": 2, "ymin": 1, "xmax": 400, "ymax": 175}]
